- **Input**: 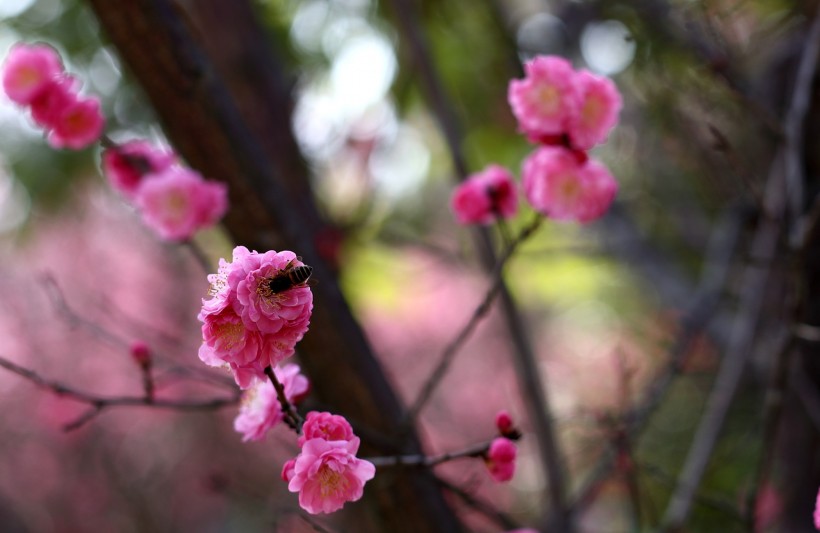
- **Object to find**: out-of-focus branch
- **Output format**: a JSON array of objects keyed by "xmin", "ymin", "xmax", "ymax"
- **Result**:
[
  {"xmin": 572, "ymin": 203, "xmax": 748, "ymax": 515},
  {"xmin": 385, "ymin": 1, "xmax": 571, "ymax": 529},
  {"xmin": 0, "ymin": 355, "xmax": 240, "ymax": 431},
  {"xmin": 660, "ymin": 13, "xmax": 820, "ymax": 529},
  {"xmin": 406, "ymin": 215, "xmax": 542, "ymax": 420},
  {"xmin": 436, "ymin": 476, "xmax": 521, "ymax": 531},
  {"xmin": 368, "ymin": 441, "xmax": 491, "ymax": 468}
]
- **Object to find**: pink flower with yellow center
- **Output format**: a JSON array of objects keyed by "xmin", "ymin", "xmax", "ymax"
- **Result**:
[
  {"xmin": 508, "ymin": 56, "xmax": 578, "ymax": 141},
  {"xmin": 46, "ymin": 95, "xmax": 105, "ymax": 150},
  {"xmin": 134, "ymin": 166, "xmax": 228, "ymax": 241},
  {"xmin": 1, "ymin": 43, "xmax": 63, "ymax": 105},
  {"xmin": 566, "ymin": 70, "xmax": 622, "ymax": 151},
  {"xmin": 522, "ymin": 146, "xmax": 617, "ymax": 223},
  {"xmin": 288, "ymin": 437, "xmax": 375, "ymax": 515}
]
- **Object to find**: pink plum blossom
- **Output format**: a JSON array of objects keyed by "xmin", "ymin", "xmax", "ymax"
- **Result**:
[
  {"xmin": 102, "ymin": 140, "xmax": 177, "ymax": 198},
  {"xmin": 566, "ymin": 70, "xmax": 622, "ymax": 150},
  {"xmin": 230, "ymin": 250, "xmax": 313, "ymax": 335},
  {"xmin": 298, "ymin": 411, "xmax": 355, "ymax": 447},
  {"xmin": 2, "ymin": 43, "xmax": 63, "ymax": 105},
  {"xmin": 46, "ymin": 95, "xmax": 105, "ymax": 150},
  {"xmin": 485, "ymin": 437, "xmax": 517, "ymax": 482},
  {"xmin": 198, "ymin": 247, "xmax": 314, "ymax": 386},
  {"xmin": 233, "ymin": 364, "xmax": 309, "ymax": 442},
  {"xmin": 508, "ymin": 56, "xmax": 578, "ymax": 142},
  {"xmin": 522, "ymin": 146, "xmax": 617, "ymax": 223},
  {"xmin": 29, "ymin": 75, "xmax": 77, "ymax": 128},
  {"xmin": 288, "ymin": 437, "xmax": 375, "ymax": 514},
  {"xmin": 450, "ymin": 164, "xmax": 518, "ymax": 225},
  {"xmin": 134, "ymin": 166, "xmax": 228, "ymax": 241}
]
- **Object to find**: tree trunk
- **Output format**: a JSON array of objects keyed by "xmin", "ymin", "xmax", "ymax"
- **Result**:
[{"xmin": 84, "ymin": 1, "xmax": 463, "ymax": 531}]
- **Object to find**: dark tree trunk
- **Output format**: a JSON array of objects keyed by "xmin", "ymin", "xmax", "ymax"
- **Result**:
[{"xmin": 84, "ymin": 1, "xmax": 463, "ymax": 531}]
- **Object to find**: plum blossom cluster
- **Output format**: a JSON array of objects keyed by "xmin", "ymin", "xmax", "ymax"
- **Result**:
[
  {"xmin": 281, "ymin": 411, "xmax": 376, "ymax": 514},
  {"xmin": 198, "ymin": 246, "xmax": 314, "ymax": 389},
  {"xmin": 102, "ymin": 140, "xmax": 228, "ymax": 241},
  {"xmin": 2, "ymin": 43, "xmax": 104, "ymax": 150},
  {"xmin": 451, "ymin": 55, "xmax": 621, "ymax": 225}
]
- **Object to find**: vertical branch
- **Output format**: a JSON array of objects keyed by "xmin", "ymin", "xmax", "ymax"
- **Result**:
[
  {"xmin": 660, "ymin": 12, "xmax": 820, "ymax": 530},
  {"xmin": 385, "ymin": 0, "xmax": 572, "ymax": 529}
]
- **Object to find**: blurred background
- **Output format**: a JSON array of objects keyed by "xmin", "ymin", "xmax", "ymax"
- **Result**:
[{"xmin": 0, "ymin": 0, "xmax": 816, "ymax": 531}]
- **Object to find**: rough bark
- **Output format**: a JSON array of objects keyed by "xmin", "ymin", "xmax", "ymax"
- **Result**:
[{"xmin": 83, "ymin": 1, "xmax": 463, "ymax": 531}]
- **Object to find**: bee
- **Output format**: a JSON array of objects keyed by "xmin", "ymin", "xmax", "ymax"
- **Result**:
[{"xmin": 267, "ymin": 258, "xmax": 314, "ymax": 294}]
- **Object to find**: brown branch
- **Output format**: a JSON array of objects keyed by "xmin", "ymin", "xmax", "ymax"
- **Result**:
[
  {"xmin": 367, "ymin": 441, "xmax": 491, "ymax": 469},
  {"xmin": 660, "ymin": 12, "xmax": 820, "ymax": 529},
  {"xmin": 436, "ymin": 476, "xmax": 521, "ymax": 531},
  {"xmin": 406, "ymin": 215, "xmax": 542, "ymax": 420},
  {"xmin": 386, "ymin": 0, "xmax": 571, "ymax": 527},
  {"xmin": 0, "ymin": 355, "xmax": 239, "ymax": 431},
  {"xmin": 264, "ymin": 365, "xmax": 303, "ymax": 432}
]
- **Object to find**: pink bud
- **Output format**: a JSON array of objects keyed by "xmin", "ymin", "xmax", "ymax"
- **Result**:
[
  {"xmin": 281, "ymin": 458, "xmax": 297, "ymax": 483},
  {"xmin": 495, "ymin": 410, "xmax": 514, "ymax": 434},
  {"xmin": 130, "ymin": 341, "xmax": 151, "ymax": 367},
  {"xmin": 485, "ymin": 437, "xmax": 517, "ymax": 483}
]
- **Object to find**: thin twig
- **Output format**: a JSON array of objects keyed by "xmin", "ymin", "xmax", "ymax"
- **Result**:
[
  {"xmin": 571, "ymin": 204, "xmax": 747, "ymax": 515},
  {"xmin": 436, "ymin": 476, "xmax": 521, "ymax": 531},
  {"xmin": 406, "ymin": 215, "xmax": 542, "ymax": 421},
  {"xmin": 265, "ymin": 365, "xmax": 303, "ymax": 432},
  {"xmin": 0, "ymin": 355, "xmax": 240, "ymax": 431},
  {"xmin": 367, "ymin": 441, "xmax": 490, "ymax": 468}
]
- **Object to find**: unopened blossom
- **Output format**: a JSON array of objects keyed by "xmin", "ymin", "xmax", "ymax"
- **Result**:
[
  {"xmin": 233, "ymin": 364, "xmax": 309, "ymax": 442},
  {"xmin": 298, "ymin": 411, "xmax": 355, "ymax": 447},
  {"xmin": 46, "ymin": 95, "xmax": 105, "ymax": 150},
  {"xmin": 522, "ymin": 146, "xmax": 617, "ymax": 223},
  {"xmin": 485, "ymin": 437, "xmax": 517, "ymax": 482},
  {"xmin": 130, "ymin": 341, "xmax": 151, "ymax": 367},
  {"xmin": 450, "ymin": 164, "xmax": 518, "ymax": 225},
  {"xmin": 508, "ymin": 56, "xmax": 578, "ymax": 142},
  {"xmin": 288, "ymin": 437, "xmax": 375, "ymax": 514},
  {"xmin": 102, "ymin": 140, "xmax": 176, "ymax": 198},
  {"xmin": 566, "ymin": 70, "xmax": 622, "ymax": 151},
  {"xmin": 1, "ymin": 43, "xmax": 63, "ymax": 105},
  {"xmin": 495, "ymin": 410, "xmax": 514, "ymax": 435},
  {"xmin": 134, "ymin": 166, "xmax": 228, "ymax": 241}
]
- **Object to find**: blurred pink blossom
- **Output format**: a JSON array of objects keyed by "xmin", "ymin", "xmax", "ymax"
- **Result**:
[
  {"xmin": 29, "ymin": 75, "xmax": 77, "ymax": 128},
  {"xmin": 298, "ymin": 411, "xmax": 355, "ymax": 447},
  {"xmin": 522, "ymin": 146, "xmax": 617, "ymax": 223},
  {"xmin": 233, "ymin": 364, "xmax": 309, "ymax": 442},
  {"xmin": 485, "ymin": 437, "xmax": 517, "ymax": 482},
  {"xmin": 508, "ymin": 56, "xmax": 578, "ymax": 141},
  {"xmin": 287, "ymin": 437, "xmax": 375, "ymax": 514},
  {"xmin": 814, "ymin": 486, "xmax": 820, "ymax": 530},
  {"xmin": 566, "ymin": 70, "xmax": 622, "ymax": 151},
  {"xmin": 134, "ymin": 166, "xmax": 228, "ymax": 241},
  {"xmin": 46, "ymin": 95, "xmax": 105, "ymax": 150},
  {"xmin": 1, "ymin": 43, "xmax": 63, "ymax": 104},
  {"xmin": 102, "ymin": 140, "xmax": 177, "ymax": 198},
  {"xmin": 450, "ymin": 164, "xmax": 518, "ymax": 225}
]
